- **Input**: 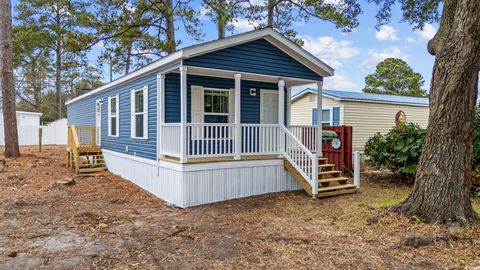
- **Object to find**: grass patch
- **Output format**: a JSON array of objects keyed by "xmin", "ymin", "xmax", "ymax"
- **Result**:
[
  {"xmin": 356, "ymin": 189, "xmax": 410, "ymax": 210},
  {"xmin": 473, "ymin": 201, "xmax": 480, "ymax": 214}
]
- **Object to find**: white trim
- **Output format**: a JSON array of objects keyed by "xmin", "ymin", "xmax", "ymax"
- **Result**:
[
  {"xmin": 103, "ymin": 148, "xmax": 284, "ymax": 172},
  {"xmin": 316, "ymin": 81, "xmax": 323, "ymax": 157},
  {"xmin": 95, "ymin": 99, "xmax": 102, "ymax": 145},
  {"xmin": 234, "ymin": 73, "xmax": 241, "ymax": 160},
  {"xmin": 260, "ymin": 90, "xmax": 279, "ymax": 124},
  {"xmin": 107, "ymin": 95, "xmax": 119, "ymax": 137},
  {"xmin": 66, "ymin": 28, "xmax": 334, "ymax": 106},
  {"xmin": 286, "ymin": 86, "xmax": 292, "ymax": 127},
  {"xmin": 130, "ymin": 86, "xmax": 149, "ymax": 139},
  {"xmin": 278, "ymin": 80, "xmax": 285, "ymax": 126}
]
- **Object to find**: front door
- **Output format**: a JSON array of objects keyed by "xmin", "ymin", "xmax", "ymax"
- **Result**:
[
  {"xmin": 95, "ymin": 99, "xmax": 102, "ymax": 145},
  {"xmin": 261, "ymin": 90, "xmax": 279, "ymax": 124}
]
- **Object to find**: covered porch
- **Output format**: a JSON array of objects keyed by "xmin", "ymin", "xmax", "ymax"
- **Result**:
[{"xmin": 157, "ymin": 65, "xmax": 326, "ymax": 163}]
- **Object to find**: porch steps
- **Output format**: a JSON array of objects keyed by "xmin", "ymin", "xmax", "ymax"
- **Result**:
[
  {"xmin": 284, "ymin": 158, "xmax": 357, "ymax": 198},
  {"xmin": 69, "ymin": 149, "xmax": 106, "ymax": 174}
]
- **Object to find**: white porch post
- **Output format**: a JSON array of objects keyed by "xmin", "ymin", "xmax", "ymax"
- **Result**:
[
  {"xmin": 234, "ymin": 74, "xmax": 242, "ymax": 160},
  {"xmin": 278, "ymin": 80, "xmax": 285, "ymax": 126},
  {"xmin": 180, "ymin": 66, "xmax": 188, "ymax": 163},
  {"xmin": 278, "ymin": 79, "xmax": 285, "ymax": 153},
  {"xmin": 316, "ymin": 80, "xmax": 323, "ymax": 156},
  {"xmin": 286, "ymin": 86, "xmax": 292, "ymax": 128},
  {"xmin": 157, "ymin": 73, "xmax": 165, "ymax": 159}
]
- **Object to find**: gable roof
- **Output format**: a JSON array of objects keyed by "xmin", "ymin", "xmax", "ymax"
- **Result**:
[
  {"xmin": 66, "ymin": 27, "xmax": 333, "ymax": 106},
  {"xmin": 292, "ymin": 88, "xmax": 429, "ymax": 106}
]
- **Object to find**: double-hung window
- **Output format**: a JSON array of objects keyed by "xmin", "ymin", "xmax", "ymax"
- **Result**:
[
  {"xmin": 312, "ymin": 108, "xmax": 333, "ymax": 126},
  {"xmin": 131, "ymin": 86, "xmax": 148, "ymax": 139},
  {"xmin": 108, "ymin": 95, "xmax": 119, "ymax": 137},
  {"xmin": 203, "ymin": 89, "xmax": 229, "ymax": 123}
]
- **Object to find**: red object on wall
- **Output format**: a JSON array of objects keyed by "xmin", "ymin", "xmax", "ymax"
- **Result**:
[{"xmin": 300, "ymin": 126, "xmax": 353, "ymax": 173}]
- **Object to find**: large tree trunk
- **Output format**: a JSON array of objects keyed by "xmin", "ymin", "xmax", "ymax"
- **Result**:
[
  {"xmin": 0, "ymin": 0, "xmax": 20, "ymax": 158},
  {"xmin": 395, "ymin": 0, "xmax": 480, "ymax": 225},
  {"xmin": 267, "ymin": 0, "xmax": 275, "ymax": 27},
  {"xmin": 164, "ymin": 0, "xmax": 175, "ymax": 53},
  {"xmin": 216, "ymin": 0, "xmax": 226, "ymax": 39}
]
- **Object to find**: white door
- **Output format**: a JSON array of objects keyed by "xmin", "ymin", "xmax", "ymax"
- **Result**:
[
  {"xmin": 95, "ymin": 99, "xmax": 102, "ymax": 145},
  {"xmin": 261, "ymin": 90, "xmax": 279, "ymax": 124}
]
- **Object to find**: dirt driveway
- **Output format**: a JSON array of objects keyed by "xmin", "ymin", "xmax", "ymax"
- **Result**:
[{"xmin": 0, "ymin": 146, "xmax": 479, "ymax": 269}]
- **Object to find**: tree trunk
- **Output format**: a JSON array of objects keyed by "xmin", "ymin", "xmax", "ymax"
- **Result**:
[
  {"xmin": 55, "ymin": 40, "xmax": 62, "ymax": 119},
  {"xmin": 0, "ymin": 0, "xmax": 20, "ymax": 158},
  {"xmin": 164, "ymin": 0, "xmax": 175, "ymax": 53},
  {"xmin": 395, "ymin": 0, "xmax": 480, "ymax": 225},
  {"xmin": 267, "ymin": 0, "xmax": 275, "ymax": 27},
  {"xmin": 217, "ymin": 0, "xmax": 226, "ymax": 39}
]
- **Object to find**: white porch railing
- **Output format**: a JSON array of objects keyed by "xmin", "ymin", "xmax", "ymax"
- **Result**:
[
  {"xmin": 280, "ymin": 125, "xmax": 318, "ymax": 195},
  {"xmin": 241, "ymin": 124, "xmax": 279, "ymax": 155},
  {"xmin": 187, "ymin": 123, "xmax": 236, "ymax": 158},
  {"xmin": 289, "ymin": 125, "xmax": 317, "ymax": 152},
  {"xmin": 160, "ymin": 123, "xmax": 182, "ymax": 157}
]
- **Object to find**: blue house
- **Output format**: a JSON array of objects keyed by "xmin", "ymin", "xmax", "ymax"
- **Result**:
[{"xmin": 67, "ymin": 28, "xmax": 359, "ymax": 207}]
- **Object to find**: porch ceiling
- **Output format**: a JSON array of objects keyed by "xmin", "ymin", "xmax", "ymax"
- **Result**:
[{"xmin": 182, "ymin": 66, "xmax": 319, "ymax": 87}]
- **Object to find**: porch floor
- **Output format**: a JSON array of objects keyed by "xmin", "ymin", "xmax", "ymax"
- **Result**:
[{"xmin": 160, "ymin": 155, "xmax": 282, "ymax": 164}]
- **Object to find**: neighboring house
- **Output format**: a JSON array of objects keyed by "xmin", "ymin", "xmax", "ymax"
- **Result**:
[
  {"xmin": 67, "ymin": 28, "xmax": 362, "ymax": 208},
  {"xmin": 291, "ymin": 88, "xmax": 429, "ymax": 152}
]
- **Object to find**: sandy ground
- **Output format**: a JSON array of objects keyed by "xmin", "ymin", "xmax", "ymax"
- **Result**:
[{"xmin": 0, "ymin": 146, "xmax": 479, "ymax": 270}]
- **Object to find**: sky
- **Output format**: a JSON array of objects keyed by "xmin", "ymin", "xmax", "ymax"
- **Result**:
[{"xmin": 13, "ymin": 0, "xmax": 438, "ymax": 94}]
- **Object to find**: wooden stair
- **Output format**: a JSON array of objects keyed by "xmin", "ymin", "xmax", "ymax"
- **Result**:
[
  {"xmin": 67, "ymin": 126, "xmax": 106, "ymax": 174},
  {"xmin": 284, "ymin": 157, "xmax": 357, "ymax": 198}
]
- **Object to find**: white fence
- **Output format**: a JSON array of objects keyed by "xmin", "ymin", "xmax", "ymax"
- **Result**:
[{"xmin": 0, "ymin": 125, "xmax": 67, "ymax": 146}]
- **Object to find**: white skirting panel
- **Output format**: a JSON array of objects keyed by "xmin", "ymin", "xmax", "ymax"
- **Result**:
[
  {"xmin": 103, "ymin": 149, "xmax": 301, "ymax": 208},
  {"xmin": 103, "ymin": 150, "xmax": 185, "ymax": 207}
]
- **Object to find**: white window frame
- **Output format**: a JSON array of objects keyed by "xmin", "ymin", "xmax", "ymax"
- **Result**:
[
  {"xmin": 321, "ymin": 106, "xmax": 333, "ymax": 126},
  {"xmin": 108, "ymin": 95, "xmax": 119, "ymax": 137},
  {"xmin": 203, "ymin": 87, "xmax": 230, "ymax": 119},
  {"xmin": 130, "ymin": 86, "xmax": 149, "ymax": 139}
]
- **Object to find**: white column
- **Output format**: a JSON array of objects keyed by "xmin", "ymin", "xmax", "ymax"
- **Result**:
[
  {"xmin": 316, "ymin": 80, "xmax": 323, "ymax": 156},
  {"xmin": 180, "ymin": 66, "xmax": 188, "ymax": 163},
  {"xmin": 278, "ymin": 79, "xmax": 285, "ymax": 154},
  {"xmin": 286, "ymin": 86, "xmax": 292, "ymax": 128},
  {"xmin": 354, "ymin": 151, "xmax": 361, "ymax": 189},
  {"xmin": 157, "ymin": 73, "xmax": 165, "ymax": 159},
  {"xmin": 278, "ymin": 80, "xmax": 285, "ymax": 126},
  {"xmin": 234, "ymin": 74, "xmax": 241, "ymax": 160}
]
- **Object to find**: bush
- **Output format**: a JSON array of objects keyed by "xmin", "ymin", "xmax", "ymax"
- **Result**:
[
  {"xmin": 364, "ymin": 123, "xmax": 425, "ymax": 178},
  {"xmin": 322, "ymin": 130, "xmax": 338, "ymax": 142}
]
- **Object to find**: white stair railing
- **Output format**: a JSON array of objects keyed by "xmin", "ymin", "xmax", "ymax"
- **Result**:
[{"xmin": 280, "ymin": 125, "xmax": 318, "ymax": 195}]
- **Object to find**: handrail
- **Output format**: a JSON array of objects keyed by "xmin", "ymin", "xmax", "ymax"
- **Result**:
[
  {"xmin": 71, "ymin": 125, "xmax": 80, "ymax": 148},
  {"xmin": 280, "ymin": 125, "xmax": 318, "ymax": 195}
]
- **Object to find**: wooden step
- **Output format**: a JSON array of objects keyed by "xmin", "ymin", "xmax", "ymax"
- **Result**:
[
  {"xmin": 318, "ymin": 176, "xmax": 350, "ymax": 184},
  {"xmin": 78, "ymin": 167, "xmax": 106, "ymax": 173},
  {"xmin": 318, "ymin": 158, "xmax": 328, "ymax": 164},
  {"xmin": 319, "ymin": 184, "xmax": 356, "ymax": 192},
  {"xmin": 318, "ymin": 170, "xmax": 342, "ymax": 176},
  {"xmin": 318, "ymin": 187, "xmax": 357, "ymax": 198},
  {"xmin": 318, "ymin": 164, "xmax": 335, "ymax": 169}
]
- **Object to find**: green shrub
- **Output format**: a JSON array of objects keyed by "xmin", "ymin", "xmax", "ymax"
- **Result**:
[
  {"xmin": 322, "ymin": 130, "xmax": 338, "ymax": 142},
  {"xmin": 364, "ymin": 123, "xmax": 425, "ymax": 178}
]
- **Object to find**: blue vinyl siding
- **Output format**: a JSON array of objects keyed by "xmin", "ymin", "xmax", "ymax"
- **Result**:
[
  {"xmin": 67, "ymin": 73, "xmax": 157, "ymax": 160},
  {"xmin": 165, "ymin": 73, "xmax": 283, "ymax": 124},
  {"xmin": 184, "ymin": 39, "xmax": 322, "ymax": 81}
]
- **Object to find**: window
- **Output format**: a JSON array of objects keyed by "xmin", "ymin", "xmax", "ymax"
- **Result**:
[
  {"xmin": 308, "ymin": 94, "xmax": 315, "ymax": 102},
  {"xmin": 312, "ymin": 108, "xmax": 333, "ymax": 126},
  {"xmin": 204, "ymin": 89, "xmax": 229, "ymax": 123},
  {"xmin": 131, "ymin": 86, "xmax": 148, "ymax": 139},
  {"xmin": 108, "ymin": 95, "xmax": 119, "ymax": 137}
]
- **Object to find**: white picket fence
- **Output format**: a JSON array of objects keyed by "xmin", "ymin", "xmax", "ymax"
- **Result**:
[{"xmin": 0, "ymin": 125, "xmax": 67, "ymax": 146}]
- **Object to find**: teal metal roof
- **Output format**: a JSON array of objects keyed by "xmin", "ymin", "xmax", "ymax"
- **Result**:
[{"xmin": 293, "ymin": 88, "xmax": 429, "ymax": 106}]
